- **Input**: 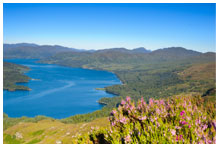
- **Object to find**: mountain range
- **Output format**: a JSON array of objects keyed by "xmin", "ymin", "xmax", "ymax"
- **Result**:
[
  {"xmin": 3, "ymin": 43, "xmax": 153, "ymax": 59},
  {"xmin": 4, "ymin": 43, "xmax": 214, "ymax": 61}
]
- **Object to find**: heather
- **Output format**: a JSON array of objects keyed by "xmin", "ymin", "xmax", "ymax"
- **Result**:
[{"xmin": 77, "ymin": 95, "xmax": 216, "ymax": 144}]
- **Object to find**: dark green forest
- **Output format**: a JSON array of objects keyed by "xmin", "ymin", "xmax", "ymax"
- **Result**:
[{"xmin": 3, "ymin": 62, "xmax": 31, "ymax": 91}]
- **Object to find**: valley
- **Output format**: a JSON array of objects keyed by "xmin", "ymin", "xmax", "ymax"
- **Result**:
[{"xmin": 3, "ymin": 43, "xmax": 216, "ymax": 144}]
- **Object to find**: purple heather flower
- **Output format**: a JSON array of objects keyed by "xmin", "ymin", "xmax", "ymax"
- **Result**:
[
  {"xmin": 208, "ymin": 140, "xmax": 212, "ymax": 144},
  {"xmin": 160, "ymin": 99, "xmax": 165, "ymax": 105},
  {"xmin": 110, "ymin": 129, "xmax": 113, "ymax": 133},
  {"xmin": 137, "ymin": 105, "xmax": 141, "ymax": 110},
  {"xmin": 176, "ymin": 135, "xmax": 183, "ymax": 141},
  {"xmin": 141, "ymin": 97, "xmax": 144, "ymax": 103},
  {"xmin": 124, "ymin": 135, "xmax": 131, "ymax": 143},
  {"xmin": 139, "ymin": 116, "xmax": 147, "ymax": 121},
  {"xmin": 175, "ymin": 126, "xmax": 182, "ymax": 130},
  {"xmin": 149, "ymin": 98, "xmax": 154, "ymax": 105},
  {"xmin": 156, "ymin": 108, "xmax": 161, "ymax": 115},
  {"xmin": 154, "ymin": 100, "xmax": 159, "ymax": 104},
  {"xmin": 183, "ymin": 101, "xmax": 187, "ymax": 108},
  {"xmin": 171, "ymin": 129, "xmax": 176, "ymax": 136},
  {"xmin": 126, "ymin": 96, "xmax": 131, "ymax": 102},
  {"xmin": 121, "ymin": 100, "xmax": 126, "ymax": 105},
  {"xmin": 157, "ymin": 122, "xmax": 160, "ymax": 127},
  {"xmin": 111, "ymin": 110, "xmax": 117, "ymax": 115},
  {"xmin": 195, "ymin": 119, "xmax": 201, "ymax": 125},
  {"xmin": 120, "ymin": 117, "xmax": 128, "ymax": 124},
  {"xmin": 111, "ymin": 121, "xmax": 116, "ymax": 126},
  {"xmin": 202, "ymin": 124, "xmax": 208, "ymax": 131},
  {"xmin": 180, "ymin": 121, "xmax": 188, "ymax": 125},
  {"xmin": 180, "ymin": 110, "xmax": 185, "ymax": 116}
]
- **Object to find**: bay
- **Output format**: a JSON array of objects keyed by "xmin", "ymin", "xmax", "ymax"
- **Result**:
[{"xmin": 3, "ymin": 59, "xmax": 121, "ymax": 119}]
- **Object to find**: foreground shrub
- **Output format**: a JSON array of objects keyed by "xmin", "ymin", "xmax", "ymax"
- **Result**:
[{"xmin": 77, "ymin": 96, "xmax": 216, "ymax": 144}]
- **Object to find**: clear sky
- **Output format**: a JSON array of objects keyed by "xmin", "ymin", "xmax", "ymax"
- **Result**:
[{"xmin": 3, "ymin": 3, "xmax": 216, "ymax": 52}]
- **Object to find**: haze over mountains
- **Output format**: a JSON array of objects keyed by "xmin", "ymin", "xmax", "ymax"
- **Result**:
[
  {"xmin": 3, "ymin": 43, "xmax": 152, "ymax": 59},
  {"xmin": 3, "ymin": 43, "xmax": 214, "ymax": 60}
]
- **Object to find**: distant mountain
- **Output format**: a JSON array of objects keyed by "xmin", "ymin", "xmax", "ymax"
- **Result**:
[
  {"xmin": 3, "ymin": 43, "xmax": 39, "ymax": 48},
  {"xmin": 152, "ymin": 47, "xmax": 201, "ymax": 56},
  {"xmin": 96, "ymin": 47, "xmax": 151, "ymax": 54},
  {"xmin": 96, "ymin": 48, "xmax": 131, "ymax": 54},
  {"xmin": 3, "ymin": 43, "xmax": 84, "ymax": 59},
  {"xmin": 4, "ymin": 43, "xmax": 214, "ymax": 64},
  {"xmin": 132, "ymin": 47, "xmax": 151, "ymax": 53},
  {"xmin": 40, "ymin": 46, "xmax": 215, "ymax": 70}
]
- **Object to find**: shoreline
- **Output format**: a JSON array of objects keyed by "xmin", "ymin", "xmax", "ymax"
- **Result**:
[{"xmin": 4, "ymin": 59, "xmax": 124, "ymax": 120}]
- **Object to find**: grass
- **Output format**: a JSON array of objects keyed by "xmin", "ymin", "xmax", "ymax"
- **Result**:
[
  {"xmin": 3, "ymin": 117, "xmax": 109, "ymax": 144},
  {"xmin": 27, "ymin": 138, "xmax": 42, "ymax": 144},
  {"xmin": 32, "ymin": 130, "xmax": 45, "ymax": 136},
  {"xmin": 4, "ymin": 134, "xmax": 24, "ymax": 144}
]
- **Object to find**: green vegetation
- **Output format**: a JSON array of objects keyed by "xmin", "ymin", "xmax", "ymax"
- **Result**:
[
  {"xmin": 3, "ymin": 43, "xmax": 76, "ymax": 59},
  {"xmin": 27, "ymin": 138, "xmax": 43, "ymax": 144},
  {"xmin": 76, "ymin": 95, "xmax": 216, "ymax": 144},
  {"xmin": 3, "ymin": 46, "xmax": 216, "ymax": 144},
  {"xmin": 4, "ymin": 134, "xmax": 24, "ymax": 144},
  {"xmin": 32, "ymin": 130, "xmax": 45, "ymax": 136},
  {"xmin": 3, "ymin": 117, "xmax": 110, "ymax": 144},
  {"xmin": 3, "ymin": 113, "xmax": 52, "ymax": 131},
  {"xmin": 3, "ymin": 92, "xmax": 215, "ymax": 144},
  {"xmin": 39, "ymin": 47, "xmax": 215, "ymax": 124},
  {"xmin": 3, "ymin": 62, "xmax": 31, "ymax": 91}
]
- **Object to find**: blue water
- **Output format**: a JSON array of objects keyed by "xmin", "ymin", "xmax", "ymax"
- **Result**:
[{"xmin": 3, "ymin": 59, "xmax": 121, "ymax": 119}]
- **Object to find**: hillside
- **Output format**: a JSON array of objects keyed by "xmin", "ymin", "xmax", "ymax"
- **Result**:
[
  {"xmin": 36, "ymin": 47, "xmax": 216, "ymax": 124},
  {"xmin": 3, "ymin": 93, "xmax": 216, "ymax": 144},
  {"xmin": 40, "ymin": 47, "xmax": 215, "ymax": 99},
  {"xmin": 3, "ymin": 43, "xmax": 79, "ymax": 59},
  {"xmin": 3, "ymin": 62, "xmax": 31, "ymax": 91},
  {"xmin": 3, "ymin": 116, "xmax": 109, "ymax": 144},
  {"xmin": 3, "ymin": 43, "xmax": 151, "ymax": 59}
]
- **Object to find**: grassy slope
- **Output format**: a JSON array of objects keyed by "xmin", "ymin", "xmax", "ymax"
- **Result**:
[
  {"xmin": 3, "ymin": 62, "xmax": 31, "ymax": 91},
  {"xmin": 3, "ymin": 117, "xmax": 109, "ymax": 144}
]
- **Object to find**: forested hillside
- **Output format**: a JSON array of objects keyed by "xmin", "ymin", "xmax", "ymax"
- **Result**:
[
  {"xmin": 3, "ymin": 43, "xmax": 78, "ymax": 59},
  {"xmin": 40, "ymin": 47, "xmax": 215, "ymax": 101},
  {"xmin": 3, "ymin": 62, "xmax": 31, "ymax": 91},
  {"xmin": 37, "ymin": 47, "xmax": 216, "ymax": 123}
]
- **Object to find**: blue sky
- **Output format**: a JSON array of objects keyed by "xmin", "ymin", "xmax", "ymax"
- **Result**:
[{"xmin": 3, "ymin": 3, "xmax": 216, "ymax": 52}]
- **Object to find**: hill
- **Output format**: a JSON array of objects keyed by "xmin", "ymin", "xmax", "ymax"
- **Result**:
[
  {"xmin": 3, "ymin": 115, "xmax": 109, "ymax": 144},
  {"xmin": 3, "ymin": 62, "xmax": 31, "ymax": 91},
  {"xmin": 3, "ymin": 43, "xmax": 81, "ymax": 59},
  {"xmin": 37, "ymin": 46, "xmax": 215, "ymax": 124}
]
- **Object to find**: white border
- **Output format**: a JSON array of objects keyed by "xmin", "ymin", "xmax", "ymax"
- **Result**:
[{"xmin": 0, "ymin": 0, "xmax": 217, "ymax": 146}]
